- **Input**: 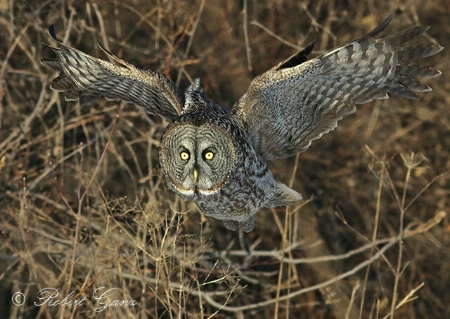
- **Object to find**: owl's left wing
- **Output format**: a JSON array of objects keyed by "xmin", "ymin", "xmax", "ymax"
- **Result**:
[
  {"xmin": 42, "ymin": 41, "xmax": 183, "ymax": 121},
  {"xmin": 236, "ymin": 15, "xmax": 443, "ymax": 160}
]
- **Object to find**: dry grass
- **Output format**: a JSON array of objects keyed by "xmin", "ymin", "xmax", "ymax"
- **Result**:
[{"xmin": 0, "ymin": 0, "xmax": 449, "ymax": 318}]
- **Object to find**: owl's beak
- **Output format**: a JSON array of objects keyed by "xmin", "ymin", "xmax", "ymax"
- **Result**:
[{"xmin": 193, "ymin": 169, "xmax": 198, "ymax": 183}]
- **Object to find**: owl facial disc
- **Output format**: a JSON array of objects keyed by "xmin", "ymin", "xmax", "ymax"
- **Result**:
[{"xmin": 160, "ymin": 123, "xmax": 235, "ymax": 197}]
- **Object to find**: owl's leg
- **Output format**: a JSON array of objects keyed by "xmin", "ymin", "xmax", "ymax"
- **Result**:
[
  {"xmin": 223, "ymin": 220, "xmax": 239, "ymax": 231},
  {"xmin": 240, "ymin": 216, "xmax": 255, "ymax": 233}
]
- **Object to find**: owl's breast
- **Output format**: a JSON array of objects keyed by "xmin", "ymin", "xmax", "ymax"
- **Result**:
[{"xmin": 191, "ymin": 153, "xmax": 278, "ymax": 223}]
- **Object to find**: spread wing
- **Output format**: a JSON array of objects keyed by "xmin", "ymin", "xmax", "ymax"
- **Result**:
[
  {"xmin": 41, "ymin": 40, "xmax": 183, "ymax": 121},
  {"xmin": 235, "ymin": 15, "xmax": 443, "ymax": 160}
]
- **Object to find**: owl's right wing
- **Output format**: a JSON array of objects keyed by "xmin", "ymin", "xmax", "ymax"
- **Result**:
[
  {"xmin": 235, "ymin": 15, "xmax": 442, "ymax": 160},
  {"xmin": 41, "ymin": 41, "xmax": 183, "ymax": 121}
]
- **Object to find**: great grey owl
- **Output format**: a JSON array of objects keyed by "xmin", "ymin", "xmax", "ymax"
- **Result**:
[{"xmin": 42, "ymin": 15, "xmax": 442, "ymax": 232}]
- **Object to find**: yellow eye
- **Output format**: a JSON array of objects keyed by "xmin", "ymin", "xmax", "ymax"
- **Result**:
[
  {"xmin": 180, "ymin": 151, "xmax": 190, "ymax": 161},
  {"xmin": 204, "ymin": 151, "xmax": 214, "ymax": 160}
]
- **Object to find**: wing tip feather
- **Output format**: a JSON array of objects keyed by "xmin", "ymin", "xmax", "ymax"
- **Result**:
[{"xmin": 367, "ymin": 14, "xmax": 393, "ymax": 38}]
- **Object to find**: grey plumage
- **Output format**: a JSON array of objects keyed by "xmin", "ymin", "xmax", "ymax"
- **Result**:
[
  {"xmin": 42, "ymin": 43, "xmax": 184, "ymax": 120},
  {"xmin": 42, "ymin": 15, "xmax": 443, "ymax": 232}
]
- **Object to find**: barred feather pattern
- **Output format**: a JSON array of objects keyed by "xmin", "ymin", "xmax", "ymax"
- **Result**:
[
  {"xmin": 238, "ymin": 15, "xmax": 443, "ymax": 160},
  {"xmin": 42, "ymin": 43, "xmax": 183, "ymax": 120}
]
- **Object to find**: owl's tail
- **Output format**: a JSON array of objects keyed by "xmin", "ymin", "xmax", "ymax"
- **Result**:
[{"xmin": 268, "ymin": 182, "xmax": 303, "ymax": 207}]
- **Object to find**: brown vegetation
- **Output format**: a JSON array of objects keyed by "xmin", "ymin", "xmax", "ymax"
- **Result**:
[{"xmin": 0, "ymin": 1, "xmax": 448, "ymax": 318}]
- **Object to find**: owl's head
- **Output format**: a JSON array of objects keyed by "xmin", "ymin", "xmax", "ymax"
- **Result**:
[{"xmin": 160, "ymin": 119, "xmax": 236, "ymax": 198}]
